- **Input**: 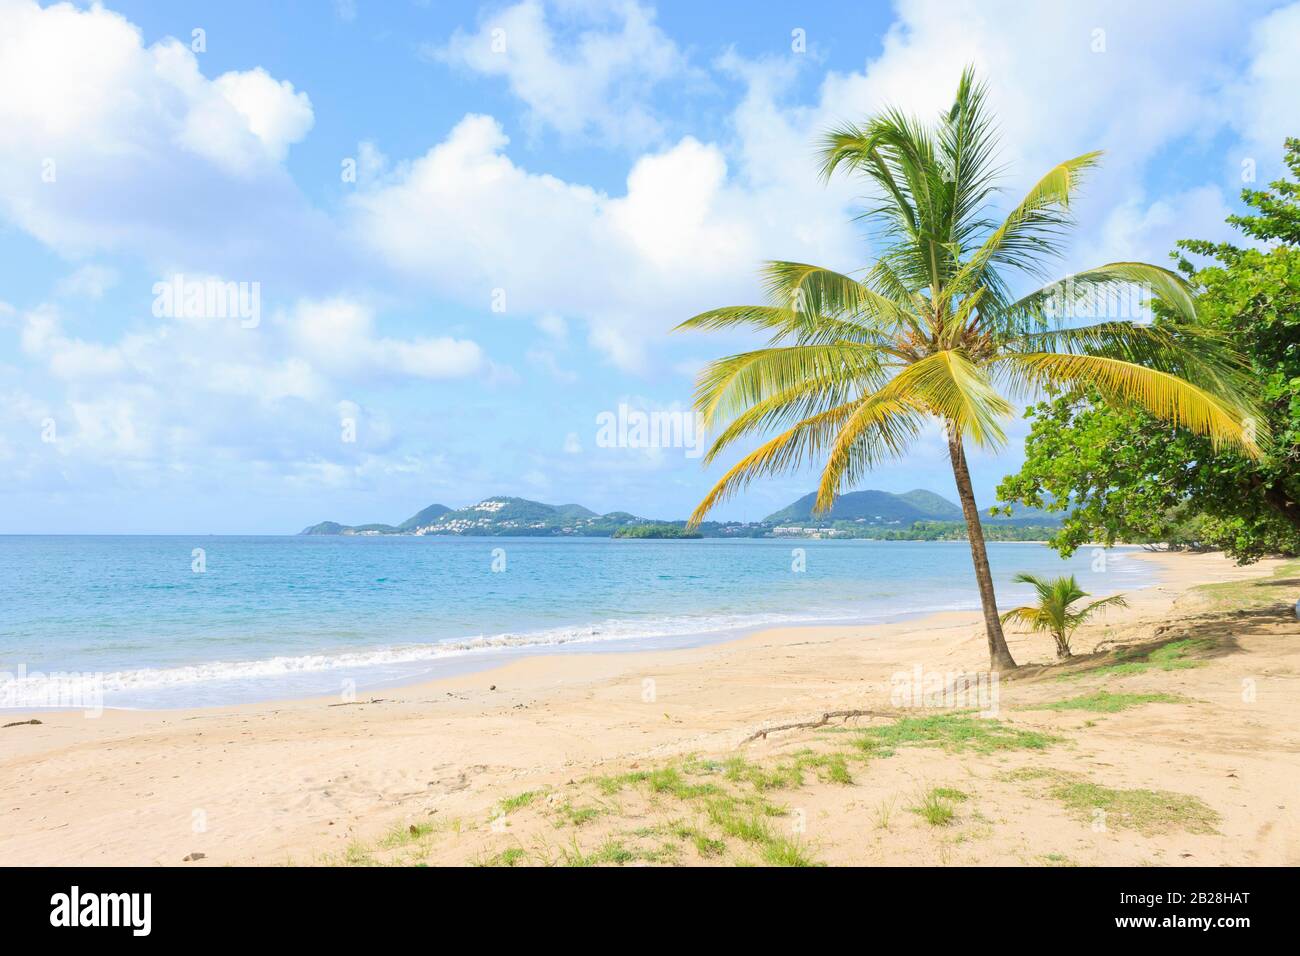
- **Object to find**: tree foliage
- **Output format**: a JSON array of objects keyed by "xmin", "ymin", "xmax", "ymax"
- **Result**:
[{"xmin": 998, "ymin": 139, "xmax": 1300, "ymax": 562}]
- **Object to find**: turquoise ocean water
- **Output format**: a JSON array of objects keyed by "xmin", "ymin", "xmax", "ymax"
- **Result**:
[{"xmin": 0, "ymin": 536, "xmax": 1154, "ymax": 709}]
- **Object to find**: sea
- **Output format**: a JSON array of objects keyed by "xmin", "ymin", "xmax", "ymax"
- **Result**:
[{"xmin": 0, "ymin": 535, "xmax": 1155, "ymax": 709}]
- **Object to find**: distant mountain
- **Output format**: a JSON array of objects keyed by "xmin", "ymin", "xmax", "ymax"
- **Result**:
[
  {"xmin": 764, "ymin": 489, "xmax": 955, "ymax": 525},
  {"xmin": 763, "ymin": 488, "xmax": 1062, "ymax": 528},
  {"xmin": 301, "ymin": 521, "xmax": 348, "ymax": 535},
  {"xmin": 300, "ymin": 490, "xmax": 1060, "ymax": 537},
  {"xmin": 300, "ymin": 503, "xmax": 451, "ymax": 536},
  {"xmin": 897, "ymin": 489, "xmax": 963, "ymax": 520},
  {"xmin": 301, "ymin": 496, "xmax": 645, "ymax": 537},
  {"xmin": 397, "ymin": 503, "xmax": 451, "ymax": 531},
  {"xmin": 985, "ymin": 502, "xmax": 1062, "ymax": 526}
]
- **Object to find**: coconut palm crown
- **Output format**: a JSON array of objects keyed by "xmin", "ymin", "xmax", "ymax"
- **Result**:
[{"xmin": 676, "ymin": 68, "xmax": 1261, "ymax": 671}]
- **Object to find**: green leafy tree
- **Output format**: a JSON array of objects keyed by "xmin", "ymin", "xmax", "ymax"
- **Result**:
[
  {"xmin": 999, "ymin": 573, "xmax": 1127, "ymax": 659},
  {"xmin": 677, "ymin": 69, "xmax": 1259, "ymax": 671},
  {"xmin": 999, "ymin": 139, "xmax": 1300, "ymax": 563}
]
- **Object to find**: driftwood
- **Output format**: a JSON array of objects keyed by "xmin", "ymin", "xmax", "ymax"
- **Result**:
[
  {"xmin": 327, "ymin": 698, "xmax": 387, "ymax": 708},
  {"xmin": 742, "ymin": 708, "xmax": 896, "ymax": 744}
]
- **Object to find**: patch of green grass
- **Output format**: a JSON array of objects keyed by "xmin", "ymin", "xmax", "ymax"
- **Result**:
[
  {"xmin": 1013, "ymin": 769, "xmax": 1219, "ymax": 835},
  {"xmin": 639, "ymin": 841, "xmax": 683, "ymax": 864},
  {"xmin": 1148, "ymin": 639, "xmax": 1213, "ymax": 668},
  {"xmin": 552, "ymin": 800, "xmax": 604, "ymax": 827},
  {"xmin": 692, "ymin": 832, "xmax": 726, "ymax": 857},
  {"xmin": 1038, "ymin": 691, "xmax": 1186, "ymax": 713},
  {"xmin": 562, "ymin": 836, "xmax": 636, "ymax": 867},
  {"xmin": 791, "ymin": 749, "xmax": 853, "ymax": 785},
  {"xmin": 931, "ymin": 786, "xmax": 969, "ymax": 802},
  {"xmin": 645, "ymin": 767, "xmax": 724, "ymax": 800},
  {"xmin": 705, "ymin": 798, "xmax": 774, "ymax": 845},
  {"xmin": 855, "ymin": 714, "xmax": 1059, "ymax": 756},
  {"xmin": 343, "ymin": 841, "xmax": 376, "ymax": 866},
  {"xmin": 1065, "ymin": 639, "xmax": 1213, "ymax": 680},
  {"xmin": 477, "ymin": 846, "xmax": 528, "ymax": 867},
  {"xmin": 723, "ymin": 756, "xmax": 803, "ymax": 791},
  {"xmin": 498, "ymin": 788, "xmax": 545, "ymax": 814},
  {"xmin": 378, "ymin": 820, "xmax": 437, "ymax": 849},
  {"xmin": 560, "ymin": 833, "xmax": 691, "ymax": 867},
  {"xmin": 667, "ymin": 820, "xmax": 728, "ymax": 858},
  {"xmin": 1197, "ymin": 559, "xmax": 1300, "ymax": 610},
  {"xmin": 909, "ymin": 788, "xmax": 960, "ymax": 827},
  {"xmin": 761, "ymin": 837, "xmax": 821, "ymax": 867},
  {"xmin": 591, "ymin": 770, "xmax": 647, "ymax": 795}
]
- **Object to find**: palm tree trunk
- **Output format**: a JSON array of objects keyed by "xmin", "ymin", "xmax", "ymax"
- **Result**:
[{"xmin": 945, "ymin": 424, "xmax": 1017, "ymax": 672}]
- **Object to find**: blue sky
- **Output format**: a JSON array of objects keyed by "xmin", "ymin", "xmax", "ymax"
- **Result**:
[{"xmin": 1, "ymin": 0, "xmax": 1297, "ymax": 533}]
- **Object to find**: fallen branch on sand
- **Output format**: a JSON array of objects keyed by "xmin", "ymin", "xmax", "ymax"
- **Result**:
[
  {"xmin": 742, "ymin": 709, "xmax": 897, "ymax": 744},
  {"xmin": 327, "ymin": 698, "xmax": 386, "ymax": 708}
]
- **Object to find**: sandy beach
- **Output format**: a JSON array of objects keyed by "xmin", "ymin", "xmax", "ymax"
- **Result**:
[{"xmin": 2, "ymin": 550, "xmax": 1296, "ymax": 867}]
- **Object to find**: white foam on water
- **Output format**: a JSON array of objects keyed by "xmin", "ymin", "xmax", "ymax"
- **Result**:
[{"xmin": 0, "ymin": 600, "xmax": 974, "ymax": 707}]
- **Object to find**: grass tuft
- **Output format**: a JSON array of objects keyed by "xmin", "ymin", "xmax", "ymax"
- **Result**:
[
  {"xmin": 1037, "ymin": 691, "xmax": 1186, "ymax": 713},
  {"xmin": 1012, "ymin": 769, "xmax": 1220, "ymax": 835},
  {"xmin": 909, "ymin": 787, "xmax": 963, "ymax": 827},
  {"xmin": 855, "ymin": 714, "xmax": 1059, "ymax": 756},
  {"xmin": 498, "ymin": 789, "xmax": 545, "ymax": 814}
]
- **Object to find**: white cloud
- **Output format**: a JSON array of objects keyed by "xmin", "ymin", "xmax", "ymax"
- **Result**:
[
  {"xmin": 9, "ymin": 291, "xmax": 483, "ymax": 481},
  {"xmin": 431, "ymin": 0, "xmax": 685, "ymax": 146},
  {"xmin": 289, "ymin": 299, "xmax": 484, "ymax": 381},
  {"xmin": 0, "ymin": 0, "xmax": 327, "ymax": 276},
  {"xmin": 1227, "ymin": 1, "xmax": 1300, "ymax": 176},
  {"xmin": 55, "ymin": 264, "xmax": 119, "ymax": 300},
  {"xmin": 536, "ymin": 312, "xmax": 568, "ymax": 341},
  {"xmin": 362, "ymin": 0, "xmax": 1300, "ymax": 373},
  {"xmin": 1079, "ymin": 185, "xmax": 1239, "ymax": 269},
  {"xmin": 212, "ymin": 68, "xmax": 314, "ymax": 162},
  {"xmin": 348, "ymin": 113, "xmax": 858, "ymax": 369}
]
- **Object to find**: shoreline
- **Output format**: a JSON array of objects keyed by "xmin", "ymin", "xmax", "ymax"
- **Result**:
[
  {"xmin": 2, "ymin": 549, "xmax": 1294, "ymax": 866},
  {"xmin": 1, "ymin": 541, "xmax": 1158, "ymax": 716}
]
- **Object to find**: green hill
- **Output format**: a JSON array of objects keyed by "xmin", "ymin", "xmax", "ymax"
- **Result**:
[
  {"xmin": 762, "ymin": 488, "xmax": 1061, "ymax": 528},
  {"xmin": 300, "ymin": 521, "xmax": 348, "ymax": 535},
  {"xmin": 397, "ymin": 503, "xmax": 452, "ymax": 531},
  {"xmin": 763, "ymin": 489, "xmax": 950, "ymax": 525},
  {"xmin": 897, "ymin": 489, "xmax": 963, "ymax": 520},
  {"xmin": 299, "ymin": 490, "xmax": 1058, "ymax": 537}
]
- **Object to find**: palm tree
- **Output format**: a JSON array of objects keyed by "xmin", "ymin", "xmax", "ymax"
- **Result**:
[
  {"xmin": 677, "ymin": 69, "xmax": 1260, "ymax": 671},
  {"xmin": 1000, "ymin": 573, "xmax": 1128, "ymax": 660}
]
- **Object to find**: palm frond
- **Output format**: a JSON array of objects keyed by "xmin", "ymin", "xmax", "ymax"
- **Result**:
[
  {"xmin": 700, "ymin": 373, "xmax": 862, "ymax": 465},
  {"xmin": 1001, "ymin": 351, "xmax": 1262, "ymax": 454},
  {"xmin": 948, "ymin": 151, "xmax": 1102, "ymax": 304},
  {"xmin": 1005, "ymin": 261, "xmax": 1199, "ymax": 327},
  {"xmin": 675, "ymin": 304, "xmax": 893, "ymax": 347},
  {"xmin": 812, "ymin": 391, "xmax": 927, "ymax": 512},
  {"xmin": 691, "ymin": 344, "xmax": 891, "ymax": 427},
  {"xmin": 894, "ymin": 350, "xmax": 1013, "ymax": 448},
  {"xmin": 1007, "ymin": 319, "xmax": 1256, "ymax": 405},
  {"xmin": 686, "ymin": 402, "xmax": 860, "ymax": 527},
  {"xmin": 760, "ymin": 261, "xmax": 916, "ymax": 336}
]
